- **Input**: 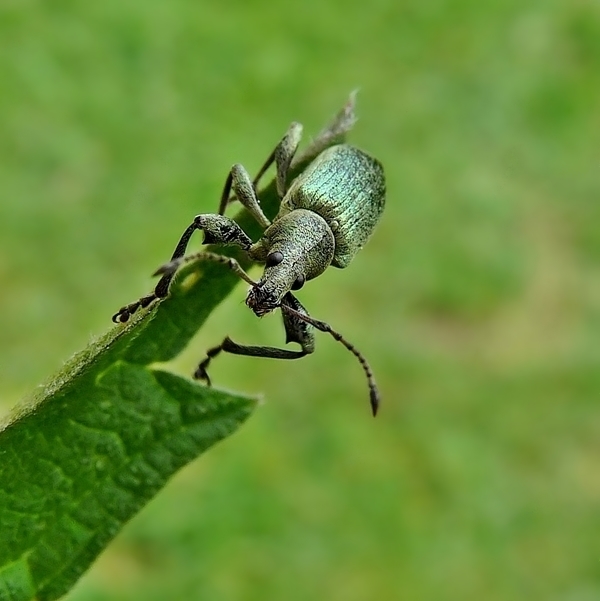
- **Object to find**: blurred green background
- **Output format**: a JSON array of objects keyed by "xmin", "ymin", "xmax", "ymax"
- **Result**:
[{"xmin": 1, "ymin": 0, "xmax": 600, "ymax": 599}]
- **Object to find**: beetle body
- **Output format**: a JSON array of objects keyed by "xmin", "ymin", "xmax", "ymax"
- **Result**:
[
  {"xmin": 278, "ymin": 144, "xmax": 385, "ymax": 268},
  {"xmin": 113, "ymin": 99, "xmax": 386, "ymax": 415},
  {"xmin": 247, "ymin": 144, "xmax": 385, "ymax": 315}
]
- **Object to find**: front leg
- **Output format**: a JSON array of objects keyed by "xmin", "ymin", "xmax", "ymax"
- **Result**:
[
  {"xmin": 195, "ymin": 294, "xmax": 315, "ymax": 385},
  {"xmin": 112, "ymin": 214, "xmax": 254, "ymax": 323},
  {"xmin": 194, "ymin": 337, "xmax": 309, "ymax": 386}
]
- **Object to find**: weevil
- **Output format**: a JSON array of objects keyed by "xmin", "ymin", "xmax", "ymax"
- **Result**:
[{"xmin": 113, "ymin": 103, "xmax": 385, "ymax": 415}]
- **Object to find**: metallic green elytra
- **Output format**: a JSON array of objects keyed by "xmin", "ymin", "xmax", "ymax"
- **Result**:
[
  {"xmin": 113, "ymin": 96, "xmax": 386, "ymax": 415},
  {"xmin": 279, "ymin": 144, "xmax": 385, "ymax": 268}
]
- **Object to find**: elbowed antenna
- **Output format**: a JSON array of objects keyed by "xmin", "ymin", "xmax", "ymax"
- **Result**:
[{"xmin": 280, "ymin": 304, "xmax": 381, "ymax": 416}]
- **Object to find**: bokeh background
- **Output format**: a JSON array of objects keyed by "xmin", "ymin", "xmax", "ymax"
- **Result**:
[{"xmin": 1, "ymin": 0, "xmax": 600, "ymax": 599}]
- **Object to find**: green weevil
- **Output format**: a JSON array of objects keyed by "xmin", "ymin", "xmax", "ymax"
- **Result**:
[{"xmin": 113, "ymin": 108, "xmax": 385, "ymax": 415}]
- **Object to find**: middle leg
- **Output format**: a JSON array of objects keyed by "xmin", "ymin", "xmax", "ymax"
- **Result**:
[
  {"xmin": 153, "ymin": 250, "xmax": 257, "ymax": 287},
  {"xmin": 219, "ymin": 121, "xmax": 303, "ymax": 216}
]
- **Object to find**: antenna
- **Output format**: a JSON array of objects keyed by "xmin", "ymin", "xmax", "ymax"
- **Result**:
[{"xmin": 281, "ymin": 304, "xmax": 381, "ymax": 416}]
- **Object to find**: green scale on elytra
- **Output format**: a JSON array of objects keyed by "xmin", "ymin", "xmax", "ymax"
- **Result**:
[
  {"xmin": 113, "ymin": 95, "xmax": 386, "ymax": 416},
  {"xmin": 278, "ymin": 144, "xmax": 385, "ymax": 268}
]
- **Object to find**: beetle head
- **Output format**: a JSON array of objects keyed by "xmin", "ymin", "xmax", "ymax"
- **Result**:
[{"xmin": 246, "ymin": 209, "xmax": 335, "ymax": 316}]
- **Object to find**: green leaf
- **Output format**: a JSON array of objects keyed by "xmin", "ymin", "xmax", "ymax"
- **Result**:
[
  {"xmin": 0, "ymin": 302, "xmax": 257, "ymax": 601},
  {"xmin": 0, "ymin": 186, "xmax": 259, "ymax": 601},
  {"xmin": 0, "ymin": 95, "xmax": 357, "ymax": 601}
]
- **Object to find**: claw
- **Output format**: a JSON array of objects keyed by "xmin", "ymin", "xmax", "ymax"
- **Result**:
[
  {"xmin": 112, "ymin": 308, "xmax": 131, "ymax": 323},
  {"xmin": 111, "ymin": 293, "xmax": 157, "ymax": 324},
  {"xmin": 119, "ymin": 311, "xmax": 130, "ymax": 323},
  {"xmin": 193, "ymin": 363, "xmax": 212, "ymax": 386}
]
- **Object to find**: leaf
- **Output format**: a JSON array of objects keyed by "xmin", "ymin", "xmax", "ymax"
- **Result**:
[
  {"xmin": 0, "ymin": 316, "xmax": 256, "ymax": 601},
  {"xmin": 0, "ymin": 95, "xmax": 357, "ymax": 601},
  {"xmin": 0, "ymin": 207, "xmax": 259, "ymax": 601}
]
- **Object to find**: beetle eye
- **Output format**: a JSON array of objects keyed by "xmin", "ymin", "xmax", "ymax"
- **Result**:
[
  {"xmin": 291, "ymin": 274, "xmax": 305, "ymax": 290},
  {"xmin": 266, "ymin": 251, "xmax": 284, "ymax": 267}
]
